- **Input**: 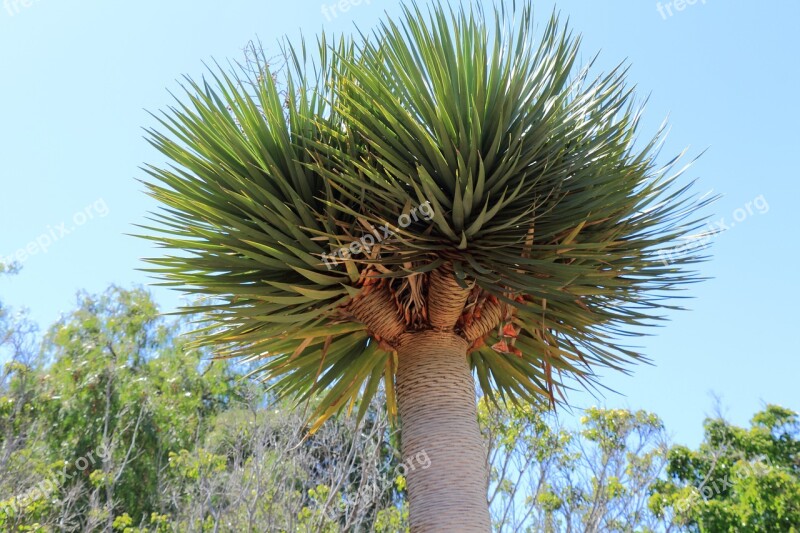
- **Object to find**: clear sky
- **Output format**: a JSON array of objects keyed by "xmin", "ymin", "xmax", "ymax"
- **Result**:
[{"xmin": 1, "ymin": 0, "xmax": 798, "ymax": 448}]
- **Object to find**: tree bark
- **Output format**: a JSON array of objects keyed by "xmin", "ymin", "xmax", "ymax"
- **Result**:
[{"xmin": 396, "ymin": 330, "xmax": 491, "ymax": 532}]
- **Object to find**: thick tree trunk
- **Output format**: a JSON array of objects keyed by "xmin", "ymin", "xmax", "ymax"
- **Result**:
[{"xmin": 396, "ymin": 330, "xmax": 491, "ymax": 532}]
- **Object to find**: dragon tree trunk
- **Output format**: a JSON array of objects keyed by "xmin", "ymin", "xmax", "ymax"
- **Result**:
[{"xmin": 396, "ymin": 330, "xmax": 491, "ymax": 532}]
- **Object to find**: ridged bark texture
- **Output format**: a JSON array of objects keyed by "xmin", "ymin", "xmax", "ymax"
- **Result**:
[
  {"xmin": 428, "ymin": 265, "xmax": 471, "ymax": 329},
  {"xmin": 396, "ymin": 331, "xmax": 490, "ymax": 532},
  {"xmin": 348, "ymin": 287, "xmax": 405, "ymax": 344}
]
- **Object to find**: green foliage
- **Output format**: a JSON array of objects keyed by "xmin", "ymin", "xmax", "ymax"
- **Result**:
[
  {"xmin": 0, "ymin": 287, "xmax": 248, "ymax": 531},
  {"xmin": 34, "ymin": 287, "xmax": 242, "ymax": 526},
  {"xmin": 1, "ymin": 286, "xmax": 406, "ymax": 531},
  {"xmin": 650, "ymin": 405, "xmax": 800, "ymax": 532},
  {"xmin": 374, "ymin": 504, "xmax": 409, "ymax": 533},
  {"xmin": 5, "ymin": 282, "xmax": 794, "ymax": 532},
  {"xmin": 111, "ymin": 512, "xmax": 170, "ymax": 533},
  {"xmin": 480, "ymin": 400, "xmax": 672, "ymax": 532}
]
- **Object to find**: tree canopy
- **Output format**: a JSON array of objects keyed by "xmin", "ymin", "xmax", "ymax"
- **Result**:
[{"xmin": 141, "ymin": 2, "xmax": 712, "ymax": 428}]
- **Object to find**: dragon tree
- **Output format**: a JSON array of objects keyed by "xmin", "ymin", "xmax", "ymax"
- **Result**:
[{"xmin": 141, "ymin": 2, "xmax": 709, "ymax": 530}]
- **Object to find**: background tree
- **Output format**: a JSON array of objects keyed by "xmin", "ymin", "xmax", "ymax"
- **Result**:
[
  {"xmin": 161, "ymin": 390, "xmax": 405, "ymax": 532},
  {"xmin": 0, "ymin": 287, "xmax": 406, "ymax": 532},
  {"xmin": 0, "ymin": 264, "xmax": 50, "ymax": 529},
  {"xmin": 481, "ymin": 401, "xmax": 674, "ymax": 532},
  {"xmin": 650, "ymin": 405, "xmax": 800, "ymax": 532},
  {"xmin": 141, "ymin": 2, "xmax": 710, "ymax": 529}
]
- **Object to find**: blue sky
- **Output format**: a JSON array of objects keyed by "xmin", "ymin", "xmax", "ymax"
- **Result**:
[{"xmin": 1, "ymin": 0, "xmax": 798, "ymax": 447}]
